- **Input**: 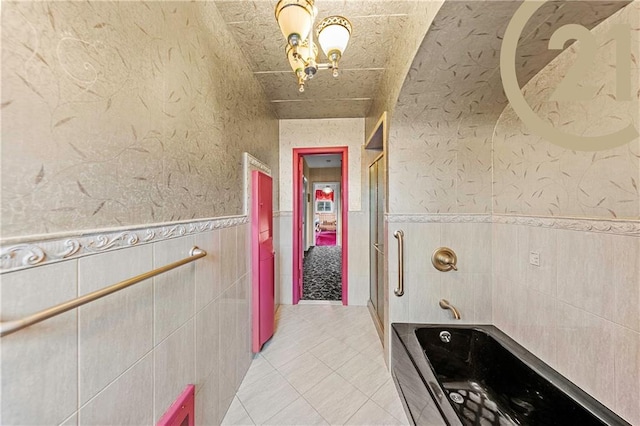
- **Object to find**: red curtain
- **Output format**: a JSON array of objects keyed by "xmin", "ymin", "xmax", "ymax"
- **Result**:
[{"xmin": 315, "ymin": 189, "xmax": 334, "ymax": 201}]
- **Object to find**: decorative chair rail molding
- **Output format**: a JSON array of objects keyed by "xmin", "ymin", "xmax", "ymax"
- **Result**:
[
  {"xmin": 493, "ymin": 214, "xmax": 640, "ymax": 236},
  {"xmin": 0, "ymin": 216, "xmax": 248, "ymax": 273},
  {"xmin": 385, "ymin": 213, "xmax": 639, "ymax": 236},
  {"xmin": 385, "ymin": 213, "xmax": 493, "ymax": 224}
]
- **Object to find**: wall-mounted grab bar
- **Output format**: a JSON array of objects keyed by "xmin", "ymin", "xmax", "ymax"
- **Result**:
[
  {"xmin": 0, "ymin": 247, "xmax": 207, "ymax": 338},
  {"xmin": 393, "ymin": 230, "xmax": 404, "ymax": 297}
]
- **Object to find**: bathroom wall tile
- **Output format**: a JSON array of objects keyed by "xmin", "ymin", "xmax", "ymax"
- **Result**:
[
  {"xmin": 153, "ymin": 235, "xmax": 196, "ymax": 344},
  {"xmin": 614, "ymin": 325, "xmax": 640, "ymax": 425},
  {"xmin": 611, "ymin": 235, "xmax": 640, "ymax": 332},
  {"xmin": 492, "ymin": 223, "xmax": 518, "ymax": 281},
  {"xmin": 279, "ymin": 245, "xmax": 293, "ymax": 296},
  {"xmin": 59, "ymin": 413, "xmax": 78, "ymax": 426},
  {"xmin": 236, "ymin": 274, "xmax": 253, "ymax": 388},
  {"xmin": 221, "ymin": 396, "xmax": 255, "ymax": 425},
  {"xmin": 442, "ymin": 272, "xmax": 476, "ymax": 323},
  {"xmin": 195, "ymin": 230, "xmax": 222, "ymax": 312},
  {"xmin": 348, "ymin": 274, "xmax": 369, "ymax": 307},
  {"xmin": 220, "ymin": 226, "xmax": 238, "ymax": 291},
  {"xmin": 219, "ymin": 282, "xmax": 239, "ymax": 417},
  {"xmin": 473, "ymin": 273, "xmax": 492, "ymax": 323},
  {"xmin": 441, "ymin": 222, "xmax": 491, "ymax": 273},
  {"xmin": 241, "ymin": 354, "xmax": 276, "ymax": 387},
  {"xmin": 196, "ymin": 373, "xmax": 220, "ymax": 426},
  {"xmin": 79, "ymin": 354, "xmax": 153, "ymax": 425},
  {"xmin": 154, "ymin": 320, "xmax": 196, "ymax": 422},
  {"xmin": 401, "ymin": 222, "xmax": 441, "ymax": 278},
  {"xmin": 493, "ymin": 275, "xmax": 518, "ymax": 337},
  {"xmin": 517, "ymin": 288, "xmax": 558, "ymax": 367},
  {"xmin": 237, "ymin": 223, "xmax": 249, "ymax": 279},
  {"xmin": 348, "ymin": 212, "xmax": 369, "ymax": 273},
  {"xmin": 406, "ymin": 272, "xmax": 446, "ymax": 323},
  {"xmin": 0, "ymin": 261, "xmax": 78, "ymax": 425},
  {"xmin": 556, "ymin": 302, "xmax": 615, "ymax": 409},
  {"xmin": 196, "ymin": 298, "xmax": 220, "ymax": 387},
  {"xmin": 78, "ymin": 245, "xmax": 153, "ymax": 405},
  {"xmin": 518, "ymin": 225, "xmax": 557, "ymax": 296},
  {"xmin": 556, "ymin": 230, "xmax": 615, "ymax": 323}
]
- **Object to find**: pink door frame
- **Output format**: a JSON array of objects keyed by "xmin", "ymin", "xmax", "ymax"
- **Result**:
[{"xmin": 292, "ymin": 147, "xmax": 349, "ymax": 305}]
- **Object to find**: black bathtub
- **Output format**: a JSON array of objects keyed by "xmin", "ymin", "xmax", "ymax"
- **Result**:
[{"xmin": 391, "ymin": 324, "xmax": 630, "ymax": 426}]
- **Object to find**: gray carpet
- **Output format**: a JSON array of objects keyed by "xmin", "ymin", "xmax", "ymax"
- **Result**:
[{"xmin": 302, "ymin": 246, "xmax": 342, "ymax": 301}]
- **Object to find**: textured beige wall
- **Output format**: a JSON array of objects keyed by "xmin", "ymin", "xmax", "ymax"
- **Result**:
[
  {"xmin": 309, "ymin": 167, "xmax": 341, "ymax": 184},
  {"xmin": 493, "ymin": 3, "xmax": 640, "ymax": 220},
  {"xmin": 492, "ymin": 3, "xmax": 640, "ymax": 423},
  {"xmin": 279, "ymin": 118, "xmax": 364, "ymax": 212},
  {"xmin": 1, "ymin": 1, "xmax": 279, "ymax": 240},
  {"xmin": 364, "ymin": 1, "xmax": 444, "ymax": 139}
]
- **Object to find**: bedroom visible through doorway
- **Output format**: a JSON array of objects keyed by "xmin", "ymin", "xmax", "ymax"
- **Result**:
[
  {"xmin": 292, "ymin": 147, "xmax": 349, "ymax": 305},
  {"xmin": 303, "ymin": 155, "xmax": 341, "ymax": 301}
]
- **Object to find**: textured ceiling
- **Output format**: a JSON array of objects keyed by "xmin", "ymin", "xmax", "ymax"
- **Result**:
[
  {"xmin": 396, "ymin": 0, "xmax": 630, "ymax": 124},
  {"xmin": 214, "ymin": 0, "xmax": 414, "ymax": 119},
  {"xmin": 216, "ymin": 0, "xmax": 630, "ymax": 121},
  {"xmin": 304, "ymin": 154, "xmax": 342, "ymax": 168}
]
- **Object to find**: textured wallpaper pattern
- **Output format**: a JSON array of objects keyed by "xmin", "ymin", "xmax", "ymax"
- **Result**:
[
  {"xmin": 365, "ymin": 0, "xmax": 444, "ymax": 138},
  {"xmin": 493, "ymin": 1, "xmax": 640, "ymax": 220},
  {"xmin": 386, "ymin": 0, "xmax": 635, "ymax": 217},
  {"xmin": 1, "ymin": 1, "xmax": 279, "ymax": 240},
  {"xmin": 279, "ymin": 118, "xmax": 363, "ymax": 212}
]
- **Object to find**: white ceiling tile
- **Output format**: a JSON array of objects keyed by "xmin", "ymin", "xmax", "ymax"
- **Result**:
[
  {"xmin": 273, "ymin": 99, "xmax": 372, "ymax": 119},
  {"xmin": 256, "ymin": 68, "xmax": 383, "ymax": 101}
]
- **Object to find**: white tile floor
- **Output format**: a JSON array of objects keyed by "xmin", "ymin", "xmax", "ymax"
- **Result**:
[{"xmin": 221, "ymin": 304, "xmax": 409, "ymax": 425}]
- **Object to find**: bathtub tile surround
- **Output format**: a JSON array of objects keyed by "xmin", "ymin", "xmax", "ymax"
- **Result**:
[
  {"xmin": 222, "ymin": 305, "xmax": 408, "ymax": 425},
  {"xmin": 492, "ymin": 220, "xmax": 640, "ymax": 424},
  {"xmin": 0, "ymin": 221, "xmax": 251, "ymax": 425},
  {"xmin": 380, "ymin": 0, "xmax": 640, "ymax": 423},
  {"xmin": 386, "ymin": 215, "xmax": 493, "ymax": 328},
  {"xmin": 489, "ymin": 2, "xmax": 640, "ymax": 423}
]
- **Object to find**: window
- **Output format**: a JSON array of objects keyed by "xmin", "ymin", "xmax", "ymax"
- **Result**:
[{"xmin": 316, "ymin": 201, "xmax": 333, "ymax": 212}]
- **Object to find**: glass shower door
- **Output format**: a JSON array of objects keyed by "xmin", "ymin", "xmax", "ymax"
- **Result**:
[{"xmin": 369, "ymin": 155, "xmax": 385, "ymax": 332}]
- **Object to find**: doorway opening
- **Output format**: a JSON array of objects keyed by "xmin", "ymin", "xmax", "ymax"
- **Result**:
[
  {"xmin": 365, "ymin": 112, "xmax": 387, "ymax": 342},
  {"xmin": 293, "ymin": 147, "xmax": 348, "ymax": 305}
]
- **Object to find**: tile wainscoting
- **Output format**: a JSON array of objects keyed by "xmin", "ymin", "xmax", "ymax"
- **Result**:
[
  {"xmin": 0, "ymin": 217, "xmax": 252, "ymax": 425},
  {"xmin": 384, "ymin": 213, "xmax": 639, "ymax": 425}
]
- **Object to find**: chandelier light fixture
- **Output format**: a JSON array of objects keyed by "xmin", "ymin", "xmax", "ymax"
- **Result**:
[{"xmin": 275, "ymin": 0, "xmax": 352, "ymax": 92}]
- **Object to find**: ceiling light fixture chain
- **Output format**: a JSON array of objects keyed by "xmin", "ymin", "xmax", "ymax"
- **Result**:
[{"xmin": 275, "ymin": 0, "xmax": 352, "ymax": 92}]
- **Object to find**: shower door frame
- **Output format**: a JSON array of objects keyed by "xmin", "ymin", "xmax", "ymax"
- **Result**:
[{"xmin": 292, "ymin": 146, "xmax": 349, "ymax": 305}]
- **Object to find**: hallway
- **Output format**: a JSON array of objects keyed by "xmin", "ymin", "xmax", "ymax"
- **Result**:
[
  {"xmin": 221, "ymin": 305, "xmax": 408, "ymax": 425},
  {"xmin": 302, "ymin": 246, "xmax": 342, "ymax": 301}
]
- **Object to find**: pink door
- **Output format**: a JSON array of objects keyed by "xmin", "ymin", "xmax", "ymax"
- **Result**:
[{"xmin": 252, "ymin": 171, "xmax": 275, "ymax": 352}]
